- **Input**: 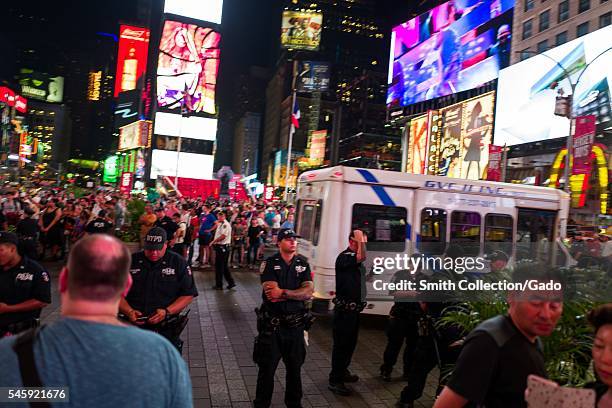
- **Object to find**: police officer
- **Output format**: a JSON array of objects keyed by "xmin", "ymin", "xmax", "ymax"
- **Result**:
[
  {"xmin": 0, "ymin": 231, "xmax": 51, "ymax": 336},
  {"xmin": 328, "ymin": 229, "xmax": 368, "ymax": 396},
  {"xmin": 379, "ymin": 267, "xmax": 423, "ymax": 382},
  {"xmin": 85, "ymin": 209, "xmax": 114, "ymax": 234},
  {"xmin": 210, "ymin": 211, "xmax": 235, "ymax": 290},
  {"xmin": 16, "ymin": 207, "xmax": 39, "ymax": 260},
  {"xmin": 154, "ymin": 207, "xmax": 178, "ymax": 245},
  {"xmin": 253, "ymin": 228, "xmax": 314, "ymax": 408},
  {"xmin": 119, "ymin": 227, "xmax": 198, "ymax": 352}
]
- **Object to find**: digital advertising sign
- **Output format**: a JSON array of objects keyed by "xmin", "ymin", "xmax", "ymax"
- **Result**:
[
  {"xmin": 153, "ymin": 112, "xmax": 217, "ymax": 140},
  {"xmin": 495, "ymin": 25, "xmax": 612, "ymax": 146},
  {"xmin": 406, "ymin": 114, "xmax": 429, "ymax": 174},
  {"xmin": 118, "ymin": 120, "xmax": 152, "ymax": 151},
  {"xmin": 114, "ymin": 25, "xmax": 150, "ymax": 97},
  {"xmin": 150, "ymin": 149, "xmax": 214, "ymax": 180},
  {"xmin": 297, "ymin": 61, "xmax": 330, "ymax": 92},
  {"xmin": 387, "ymin": 0, "xmax": 513, "ymax": 107},
  {"xmin": 157, "ymin": 21, "xmax": 221, "ymax": 115},
  {"xmin": 115, "ymin": 90, "xmax": 142, "ymax": 129},
  {"xmin": 18, "ymin": 69, "xmax": 64, "ymax": 103},
  {"xmin": 281, "ymin": 11, "xmax": 323, "ymax": 51},
  {"xmin": 164, "ymin": 0, "xmax": 223, "ymax": 24}
]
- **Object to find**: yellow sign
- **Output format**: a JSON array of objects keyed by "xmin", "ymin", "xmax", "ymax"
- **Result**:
[
  {"xmin": 281, "ymin": 11, "xmax": 323, "ymax": 51},
  {"xmin": 88, "ymin": 71, "xmax": 102, "ymax": 101}
]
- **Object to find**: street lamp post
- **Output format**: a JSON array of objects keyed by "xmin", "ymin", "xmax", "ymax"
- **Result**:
[{"xmin": 516, "ymin": 47, "xmax": 612, "ymax": 193}]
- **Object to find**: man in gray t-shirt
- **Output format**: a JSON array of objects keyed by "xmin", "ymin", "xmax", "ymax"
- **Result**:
[{"xmin": 0, "ymin": 234, "xmax": 192, "ymax": 408}]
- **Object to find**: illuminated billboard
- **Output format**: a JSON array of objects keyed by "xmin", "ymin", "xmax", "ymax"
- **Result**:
[
  {"xmin": 164, "ymin": 0, "xmax": 223, "ymax": 24},
  {"xmin": 157, "ymin": 21, "xmax": 220, "ymax": 115},
  {"xmin": 281, "ymin": 11, "xmax": 323, "ymax": 51},
  {"xmin": 115, "ymin": 90, "xmax": 142, "ymax": 129},
  {"xmin": 150, "ymin": 149, "xmax": 214, "ymax": 180},
  {"xmin": 118, "ymin": 120, "xmax": 152, "ymax": 151},
  {"xmin": 406, "ymin": 114, "xmax": 429, "ymax": 174},
  {"xmin": 114, "ymin": 25, "xmax": 150, "ymax": 97},
  {"xmin": 153, "ymin": 112, "xmax": 217, "ymax": 140},
  {"xmin": 405, "ymin": 92, "xmax": 495, "ymax": 180},
  {"xmin": 495, "ymin": 25, "xmax": 612, "ymax": 146},
  {"xmin": 18, "ymin": 69, "xmax": 64, "ymax": 103},
  {"xmin": 88, "ymin": 71, "xmax": 102, "ymax": 101},
  {"xmin": 387, "ymin": 0, "xmax": 513, "ymax": 107}
]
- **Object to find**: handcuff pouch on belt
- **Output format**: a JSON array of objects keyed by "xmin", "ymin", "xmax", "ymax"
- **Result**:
[
  {"xmin": 333, "ymin": 297, "xmax": 367, "ymax": 313},
  {"xmin": 255, "ymin": 307, "xmax": 314, "ymax": 333}
]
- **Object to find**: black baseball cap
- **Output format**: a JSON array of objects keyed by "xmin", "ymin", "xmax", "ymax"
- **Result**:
[
  {"xmin": 144, "ymin": 227, "xmax": 167, "ymax": 250},
  {"xmin": 486, "ymin": 250, "xmax": 509, "ymax": 262},
  {"xmin": 0, "ymin": 232, "xmax": 19, "ymax": 247},
  {"xmin": 278, "ymin": 229, "xmax": 300, "ymax": 241}
]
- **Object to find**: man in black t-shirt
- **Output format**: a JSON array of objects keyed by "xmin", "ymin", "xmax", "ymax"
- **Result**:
[
  {"xmin": 328, "ymin": 229, "xmax": 367, "ymax": 396},
  {"xmin": 154, "ymin": 208, "xmax": 179, "ymax": 245},
  {"xmin": 85, "ymin": 210, "xmax": 114, "ymax": 235},
  {"xmin": 430, "ymin": 266, "xmax": 564, "ymax": 408}
]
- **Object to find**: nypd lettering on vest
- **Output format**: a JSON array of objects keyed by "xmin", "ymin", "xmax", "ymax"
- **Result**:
[
  {"xmin": 16, "ymin": 273, "xmax": 34, "ymax": 281},
  {"xmin": 162, "ymin": 267, "xmax": 176, "ymax": 276},
  {"xmin": 130, "ymin": 268, "xmax": 141, "ymax": 275}
]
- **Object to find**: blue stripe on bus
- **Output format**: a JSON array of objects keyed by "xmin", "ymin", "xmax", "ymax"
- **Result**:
[{"xmin": 356, "ymin": 169, "xmax": 397, "ymax": 206}]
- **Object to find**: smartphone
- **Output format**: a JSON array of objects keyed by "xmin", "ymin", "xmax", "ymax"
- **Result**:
[{"xmin": 526, "ymin": 375, "xmax": 595, "ymax": 407}]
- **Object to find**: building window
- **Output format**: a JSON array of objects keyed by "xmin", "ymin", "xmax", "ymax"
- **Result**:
[
  {"xmin": 558, "ymin": 0, "xmax": 570, "ymax": 22},
  {"xmin": 556, "ymin": 31, "xmax": 568, "ymax": 46},
  {"xmin": 524, "ymin": 0, "xmax": 535, "ymax": 11},
  {"xmin": 520, "ymin": 48, "xmax": 532, "ymax": 61},
  {"xmin": 578, "ymin": 0, "xmax": 590, "ymax": 13},
  {"xmin": 600, "ymin": 12, "xmax": 611, "ymax": 28},
  {"xmin": 522, "ymin": 19, "xmax": 533, "ymax": 39},
  {"xmin": 450, "ymin": 211, "xmax": 481, "ymax": 256},
  {"xmin": 577, "ymin": 21, "xmax": 589, "ymax": 37},
  {"xmin": 537, "ymin": 40, "xmax": 549, "ymax": 53},
  {"xmin": 539, "ymin": 10, "xmax": 550, "ymax": 31}
]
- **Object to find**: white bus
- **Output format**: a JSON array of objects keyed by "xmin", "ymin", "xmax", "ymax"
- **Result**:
[{"xmin": 295, "ymin": 166, "xmax": 572, "ymax": 315}]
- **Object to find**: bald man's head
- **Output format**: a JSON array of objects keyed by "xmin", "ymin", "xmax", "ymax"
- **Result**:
[{"xmin": 67, "ymin": 234, "xmax": 131, "ymax": 301}]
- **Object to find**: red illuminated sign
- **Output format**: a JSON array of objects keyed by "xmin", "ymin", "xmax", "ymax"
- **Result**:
[
  {"xmin": 119, "ymin": 172, "xmax": 134, "ymax": 195},
  {"xmin": 14, "ymin": 95, "xmax": 27, "ymax": 113},
  {"xmin": 0, "ymin": 87, "xmax": 16, "ymax": 106},
  {"xmin": 114, "ymin": 25, "xmax": 150, "ymax": 97}
]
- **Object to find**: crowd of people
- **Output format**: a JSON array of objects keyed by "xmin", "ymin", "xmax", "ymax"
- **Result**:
[{"xmin": 0, "ymin": 186, "xmax": 611, "ymax": 408}]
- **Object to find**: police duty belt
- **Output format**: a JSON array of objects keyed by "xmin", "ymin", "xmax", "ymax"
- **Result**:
[
  {"xmin": 254, "ymin": 307, "xmax": 314, "ymax": 332},
  {"xmin": 332, "ymin": 297, "xmax": 367, "ymax": 312}
]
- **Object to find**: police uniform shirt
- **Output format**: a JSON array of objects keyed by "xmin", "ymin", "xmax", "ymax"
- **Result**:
[
  {"xmin": 335, "ymin": 248, "xmax": 366, "ymax": 302},
  {"xmin": 126, "ymin": 250, "xmax": 198, "ymax": 316},
  {"xmin": 446, "ymin": 315, "xmax": 547, "ymax": 408},
  {"xmin": 0, "ymin": 257, "xmax": 51, "ymax": 327},
  {"xmin": 85, "ymin": 218, "xmax": 113, "ymax": 234},
  {"xmin": 155, "ymin": 217, "xmax": 179, "ymax": 240},
  {"xmin": 213, "ymin": 220, "xmax": 232, "ymax": 245},
  {"xmin": 260, "ymin": 252, "xmax": 311, "ymax": 315}
]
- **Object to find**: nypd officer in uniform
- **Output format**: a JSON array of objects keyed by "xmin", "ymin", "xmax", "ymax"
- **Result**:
[
  {"xmin": 119, "ymin": 227, "xmax": 198, "ymax": 352},
  {"xmin": 0, "ymin": 231, "xmax": 51, "ymax": 336},
  {"xmin": 328, "ymin": 229, "xmax": 368, "ymax": 396},
  {"xmin": 253, "ymin": 228, "xmax": 314, "ymax": 408}
]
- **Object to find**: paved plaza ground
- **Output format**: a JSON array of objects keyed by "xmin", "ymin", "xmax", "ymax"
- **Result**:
[{"xmin": 40, "ymin": 261, "xmax": 437, "ymax": 408}]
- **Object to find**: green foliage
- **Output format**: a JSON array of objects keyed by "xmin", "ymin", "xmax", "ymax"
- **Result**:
[{"xmin": 116, "ymin": 198, "xmax": 146, "ymax": 243}]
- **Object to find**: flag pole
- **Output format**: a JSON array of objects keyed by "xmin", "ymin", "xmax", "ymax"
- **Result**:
[{"xmin": 284, "ymin": 59, "xmax": 298, "ymax": 202}]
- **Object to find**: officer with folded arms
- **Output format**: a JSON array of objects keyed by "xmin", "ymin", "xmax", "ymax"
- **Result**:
[
  {"xmin": 253, "ymin": 228, "xmax": 314, "ymax": 408},
  {"xmin": 328, "ymin": 229, "xmax": 368, "ymax": 396},
  {"xmin": 0, "ymin": 231, "xmax": 51, "ymax": 336},
  {"xmin": 119, "ymin": 227, "xmax": 198, "ymax": 352}
]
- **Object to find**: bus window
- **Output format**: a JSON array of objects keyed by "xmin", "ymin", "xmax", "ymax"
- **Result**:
[
  {"xmin": 484, "ymin": 214, "xmax": 513, "ymax": 256},
  {"xmin": 352, "ymin": 204, "xmax": 407, "ymax": 252},
  {"xmin": 296, "ymin": 200, "xmax": 323, "ymax": 245},
  {"xmin": 450, "ymin": 211, "xmax": 481, "ymax": 256},
  {"xmin": 418, "ymin": 208, "xmax": 447, "ymax": 255},
  {"xmin": 516, "ymin": 209, "xmax": 556, "ymax": 263}
]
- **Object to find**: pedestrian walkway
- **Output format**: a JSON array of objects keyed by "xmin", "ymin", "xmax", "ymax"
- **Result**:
[{"xmin": 39, "ymin": 262, "xmax": 437, "ymax": 408}]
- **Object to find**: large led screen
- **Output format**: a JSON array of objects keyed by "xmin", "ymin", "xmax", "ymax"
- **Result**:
[
  {"xmin": 18, "ymin": 69, "xmax": 64, "ymax": 103},
  {"xmin": 406, "ymin": 114, "xmax": 429, "ymax": 174},
  {"xmin": 153, "ymin": 112, "xmax": 217, "ymax": 140},
  {"xmin": 281, "ymin": 11, "xmax": 323, "ymax": 51},
  {"xmin": 157, "ymin": 21, "xmax": 220, "ymax": 115},
  {"xmin": 387, "ymin": 0, "xmax": 513, "ymax": 107},
  {"xmin": 164, "ymin": 0, "xmax": 223, "ymax": 24},
  {"xmin": 114, "ymin": 25, "xmax": 150, "ymax": 97},
  {"xmin": 150, "ymin": 149, "xmax": 214, "ymax": 180},
  {"xmin": 495, "ymin": 25, "xmax": 612, "ymax": 146}
]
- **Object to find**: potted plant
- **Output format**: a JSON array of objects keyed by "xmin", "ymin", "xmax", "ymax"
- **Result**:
[{"xmin": 116, "ymin": 198, "xmax": 146, "ymax": 253}]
